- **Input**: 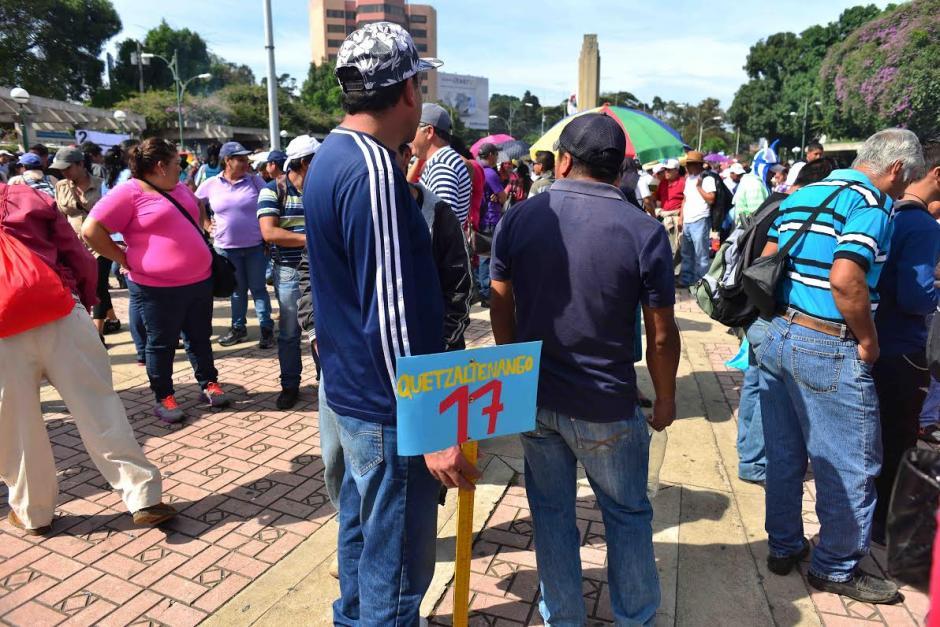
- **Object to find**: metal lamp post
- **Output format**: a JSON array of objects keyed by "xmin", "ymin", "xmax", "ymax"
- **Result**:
[
  {"xmin": 696, "ymin": 114, "xmax": 723, "ymax": 152},
  {"xmin": 488, "ymin": 102, "xmax": 533, "ymax": 136},
  {"xmin": 141, "ymin": 50, "xmax": 211, "ymax": 150},
  {"xmin": 789, "ymin": 98, "xmax": 823, "ymax": 159},
  {"xmin": 10, "ymin": 87, "xmax": 30, "ymax": 150}
]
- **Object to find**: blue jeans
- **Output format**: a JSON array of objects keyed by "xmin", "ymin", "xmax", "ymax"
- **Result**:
[
  {"xmin": 680, "ymin": 217, "xmax": 710, "ymax": 286},
  {"xmin": 757, "ymin": 316, "xmax": 881, "ymax": 582},
  {"xmin": 333, "ymin": 413, "xmax": 440, "ymax": 625},
  {"xmin": 318, "ymin": 379, "xmax": 344, "ymax": 511},
  {"xmin": 478, "ymin": 256, "xmax": 492, "ymax": 301},
  {"xmin": 128, "ymin": 287, "xmax": 147, "ymax": 363},
  {"xmin": 216, "ymin": 244, "xmax": 273, "ymax": 331},
  {"xmin": 521, "ymin": 407, "xmax": 659, "ymax": 626},
  {"xmin": 737, "ymin": 317, "xmax": 769, "ymax": 482},
  {"xmin": 127, "ymin": 277, "xmax": 218, "ymax": 402},
  {"xmin": 921, "ymin": 377, "xmax": 940, "ymax": 427},
  {"xmin": 274, "ymin": 263, "xmax": 302, "ymax": 389}
]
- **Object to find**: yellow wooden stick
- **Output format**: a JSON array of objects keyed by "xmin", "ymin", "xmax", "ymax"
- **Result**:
[{"xmin": 452, "ymin": 440, "xmax": 479, "ymax": 627}]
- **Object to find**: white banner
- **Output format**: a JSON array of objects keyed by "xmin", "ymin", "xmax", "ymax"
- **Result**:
[
  {"xmin": 75, "ymin": 129, "xmax": 130, "ymax": 149},
  {"xmin": 436, "ymin": 73, "xmax": 490, "ymax": 131}
]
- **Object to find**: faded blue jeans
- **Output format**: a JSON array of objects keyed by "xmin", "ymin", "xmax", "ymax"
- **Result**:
[
  {"xmin": 216, "ymin": 244, "xmax": 273, "ymax": 331},
  {"xmin": 679, "ymin": 217, "xmax": 710, "ymax": 286},
  {"xmin": 736, "ymin": 317, "xmax": 769, "ymax": 482},
  {"xmin": 317, "ymin": 379, "xmax": 343, "ymax": 511},
  {"xmin": 332, "ymin": 411, "xmax": 440, "ymax": 625},
  {"xmin": 273, "ymin": 264, "xmax": 302, "ymax": 389},
  {"xmin": 757, "ymin": 316, "xmax": 882, "ymax": 582},
  {"xmin": 521, "ymin": 406, "xmax": 659, "ymax": 626}
]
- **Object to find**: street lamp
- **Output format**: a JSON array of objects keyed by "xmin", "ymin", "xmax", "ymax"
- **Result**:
[
  {"xmin": 790, "ymin": 98, "xmax": 823, "ymax": 159},
  {"xmin": 113, "ymin": 109, "xmax": 127, "ymax": 134},
  {"xmin": 697, "ymin": 114, "xmax": 723, "ymax": 152},
  {"xmin": 279, "ymin": 130, "xmax": 288, "ymax": 139},
  {"xmin": 489, "ymin": 101, "xmax": 534, "ymax": 136},
  {"xmin": 10, "ymin": 87, "xmax": 30, "ymax": 150},
  {"xmin": 141, "ymin": 50, "xmax": 211, "ymax": 150}
]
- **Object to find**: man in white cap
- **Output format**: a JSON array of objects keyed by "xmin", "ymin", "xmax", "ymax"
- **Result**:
[
  {"xmin": 257, "ymin": 135, "xmax": 320, "ymax": 410},
  {"xmin": 726, "ymin": 162, "xmax": 746, "ymax": 195},
  {"xmin": 0, "ymin": 149, "xmax": 15, "ymax": 183},
  {"xmin": 412, "ymin": 102, "xmax": 472, "ymax": 225},
  {"xmin": 655, "ymin": 158, "xmax": 685, "ymax": 276},
  {"xmin": 303, "ymin": 22, "xmax": 479, "ymax": 623}
]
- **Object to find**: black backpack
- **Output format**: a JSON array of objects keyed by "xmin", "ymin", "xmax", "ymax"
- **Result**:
[
  {"xmin": 703, "ymin": 170, "xmax": 733, "ymax": 231},
  {"xmin": 691, "ymin": 195, "xmax": 785, "ymax": 328}
]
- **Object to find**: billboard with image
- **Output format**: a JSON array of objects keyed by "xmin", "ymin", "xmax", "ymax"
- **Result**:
[{"xmin": 436, "ymin": 73, "xmax": 490, "ymax": 131}]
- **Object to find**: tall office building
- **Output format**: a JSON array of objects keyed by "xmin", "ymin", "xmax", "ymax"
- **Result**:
[{"xmin": 310, "ymin": 0, "xmax": 438, "ymax": 100}]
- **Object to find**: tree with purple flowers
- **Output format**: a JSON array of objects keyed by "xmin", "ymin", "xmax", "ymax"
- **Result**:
[{"xmin": 820, "ymin": 0, "xmax": 939, "ymax": 139}]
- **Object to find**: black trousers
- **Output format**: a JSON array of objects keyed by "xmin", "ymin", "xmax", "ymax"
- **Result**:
[
  {"xmin": 92, "ymin": 255, "xmax": 113, "ymax": 319},
  {"xmin": 873, "ymin": 350, "xmax": 929, "ymax": 534}
]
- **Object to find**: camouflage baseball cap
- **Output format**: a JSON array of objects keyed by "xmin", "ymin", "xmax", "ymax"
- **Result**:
[{"xmin": 335, "ymin": 22, "xmax": 442, "ymax": 93}]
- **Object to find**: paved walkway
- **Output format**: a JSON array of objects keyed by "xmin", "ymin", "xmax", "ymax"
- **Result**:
[{"xmin": 0, "ymin": 287, "xmax": 931, "ymax": 626}]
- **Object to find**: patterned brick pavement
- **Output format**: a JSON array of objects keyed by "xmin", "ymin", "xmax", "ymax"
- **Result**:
[{"xmin": 0, "ymin": 287, "xmax": 933, "ymax": 625}]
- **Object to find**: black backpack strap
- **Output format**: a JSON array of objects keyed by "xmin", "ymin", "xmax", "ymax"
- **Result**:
[
  {"xmin": 140, "ymin": 179, "xmax": 211, "ymax": 250},
  {"xmin": 777, "ymin": 182, "xmax": 853, "ymax": 259}
]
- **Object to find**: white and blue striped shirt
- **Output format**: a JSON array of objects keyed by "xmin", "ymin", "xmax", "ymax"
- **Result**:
[{"xmin": 420, "ymin": 145, "xmax": 472, "ymax": 226}]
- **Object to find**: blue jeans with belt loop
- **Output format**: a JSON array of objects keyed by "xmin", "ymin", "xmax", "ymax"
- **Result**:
[
  {"xmin": 757, "ymin": 314, "xmax": 882, "ymax": 582},
  {"xmin": 216, "ymin": 244, "xmax": 273, "ymax": 332},
  {"xmin": 521, "ymin": 406, "xmax": 659, "ymax": 625}
]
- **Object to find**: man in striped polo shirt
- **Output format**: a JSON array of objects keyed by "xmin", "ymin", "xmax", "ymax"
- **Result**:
[
  {"xmin": 258, "ymin": 134, "xmax": 320, "ymax": 410},
  {"xmin": 755, "ymin": 128, "xmax": 924, "ymax": 604},
  {"xmin": 412, "ymin": 103, "xmax": 472, "ymax": 225}
]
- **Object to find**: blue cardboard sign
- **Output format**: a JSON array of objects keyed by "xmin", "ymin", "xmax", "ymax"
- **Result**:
[{"xmin": 396, "ymin": 341, "xmax": 542, "ymax": 456}]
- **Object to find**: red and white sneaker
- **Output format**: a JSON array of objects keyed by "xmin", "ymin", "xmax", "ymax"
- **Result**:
[{"xmin": 202, "ymin": 382, "xmax": 230, "ymax": 408}]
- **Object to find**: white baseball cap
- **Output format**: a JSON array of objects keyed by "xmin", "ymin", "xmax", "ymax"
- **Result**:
[
  {"xmin": 285, "ymin": 135, "xmax": 320, "ymax": 165},
  {"xmin": 664, "ymin": 158, "xmax": 680, "ymax": 170},
  {"xmin": 728, "ymin": 163, "xmax": 746, "ymax": 175},
  {"xmin": 651, "ymin": 163, "xmax": 665, "ymax": 174},
  {"xmin": 785, "ymin": 161, "xmax": 805, "ymax": 187}
]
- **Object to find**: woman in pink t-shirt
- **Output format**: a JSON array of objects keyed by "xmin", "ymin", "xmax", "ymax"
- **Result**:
[{"xmin": 84, "ymin": 138, "xmax": 229, "ymax": 423}]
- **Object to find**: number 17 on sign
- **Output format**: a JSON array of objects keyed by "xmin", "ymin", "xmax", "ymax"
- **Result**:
[{"xmin": 439, "ymin": 379, "xmax": 504, "ymax": 444}]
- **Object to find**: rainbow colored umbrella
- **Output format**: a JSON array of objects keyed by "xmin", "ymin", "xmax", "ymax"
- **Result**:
[{"xmin": 530, "ymin": 105, "xmax": 685, "ymax": 163}]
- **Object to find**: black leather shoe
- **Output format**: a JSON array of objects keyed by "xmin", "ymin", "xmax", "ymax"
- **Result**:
[
  {"xmin": 276, "ymin": 387, "xmax": 300, "ymax": 410},
  {"xmin": 219, "ymin": 326, "xmax": 248, "ymax": 347},
  {"xmin": 103, "ymin": 319, "xmax": 121, "ymax": 335},
  {"xmin": 258, "ymin": 327, "xmax": 275, "ymax": 349},
  {"xmin": 767, "ymin": 537, "xmax": 810, "ymax": 575},
  {"xmin": 808, "ymin": 570, "xmax": 900, "ymax": 604}
]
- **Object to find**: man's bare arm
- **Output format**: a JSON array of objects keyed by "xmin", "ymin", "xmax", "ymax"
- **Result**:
[
  {"xmin": 830, "ymin": 258, "xmax": 879, "ymax": 364},
  {"xmin": 643, "ymin": 304, "xmax": 681, "ymax": 431},
  {"xmin": 489, "ymin": 279, "xmax": 515, "ymax": 345}
]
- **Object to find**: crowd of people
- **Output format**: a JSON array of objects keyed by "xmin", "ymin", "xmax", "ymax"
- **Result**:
[{"xmin": 1, "ymin": 18, "xmax": 939, "ymax": 625}]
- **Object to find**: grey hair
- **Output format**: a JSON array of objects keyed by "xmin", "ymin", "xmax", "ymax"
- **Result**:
[{"xmin": 852, "ymin": 128, "xmax": 926, "ymax": 183}]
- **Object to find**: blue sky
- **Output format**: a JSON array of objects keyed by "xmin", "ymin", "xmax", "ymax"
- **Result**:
[{"xmin": 107, "ymin": 0, "xmax": 894, "ymax": 109}]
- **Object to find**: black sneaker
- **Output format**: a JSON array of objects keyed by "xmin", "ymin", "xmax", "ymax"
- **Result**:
[
  {"xmin": 767, "ymin": 537, "xmax": 810, "ymax": 575},
  {"xmin": 276, "ymin": 387, "xmax": 300, "ymax": 410},
  {"xmin": 258, "ymin": 327, "xmax": 275, "ymax": 349},
  {"xmin": 219, "ymin": 326, "xmax": 248, "ymax": 347},
  {"xmin": 103, "ymin": 318, "xmax": 121, "ymax": 335},
  {"xmin": 808, "ymin": 570, "xmax": 900, "ymax": 604}
]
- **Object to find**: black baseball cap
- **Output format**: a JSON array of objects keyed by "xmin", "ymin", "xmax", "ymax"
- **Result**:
[
  {"xmin": 556, "ymin": 113, "xmax": 626, "ymax": 168},
  {"xmin": 478, "ymin": 142, "xmax": 499, "ymax": 158}
]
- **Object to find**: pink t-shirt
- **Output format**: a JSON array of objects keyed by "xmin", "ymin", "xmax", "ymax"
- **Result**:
[{"xmin": 90, "ymin": 180, "xmax": 212, "ymax": 287}]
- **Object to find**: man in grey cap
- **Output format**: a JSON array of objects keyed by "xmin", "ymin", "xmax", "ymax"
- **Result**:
[
  {"xmin": 489, "ymin": 112, "xmax": 680, "ymax": 624},
  {"xmin": 303, "ymin": 21, "xmax": 479, "ymax": 624},
  {"xmin": 412, "ymin": 102, "xmax": 472, "ymax": 225}
]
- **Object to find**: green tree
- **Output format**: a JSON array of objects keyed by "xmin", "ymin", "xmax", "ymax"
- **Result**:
[
  {"xmin": 820, "ymin": 0, "xmax": 940, "ymax": 139},
  {"xmin": 109, "ymin": 20, "xmax": 212, "ymax": 96},
  {"xmin": 113, "ymin": 89, "xmax": 226, "ymax": 136},
  {"xmin": 0, "ymin": 0, "xmax": 122, "ymax": 100},
  {"xmin": 729, "ymin": 4, "xmax": 887, "ymax": 144},
  {"xmin": 206, "ymin": 54, "xmax": 255, "ymax": 93},
  {"xmin": 301, "ymin": 61, "xmax": 343, "ymax": 114},
  {"xmin": 598, "ymin": 91, "xmax": 644, "ymax": 109}
]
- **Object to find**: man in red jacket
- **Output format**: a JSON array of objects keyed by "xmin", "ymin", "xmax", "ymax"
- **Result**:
[{"xmin": 0, "ymin": 183, "xmax": 175, "ymax": 535}]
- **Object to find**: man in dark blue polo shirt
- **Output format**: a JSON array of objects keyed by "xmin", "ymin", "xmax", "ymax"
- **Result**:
[
  {"xmin": 756, "ymin": 128, "xmax": 925, "ymax": 604},
  {"xmin": 872, "ymin": 140, "xmax": 940, "ymax": 543},
  {"xmin": 489, "ymin": 113, "xmax": 681, "ymax": 625}
]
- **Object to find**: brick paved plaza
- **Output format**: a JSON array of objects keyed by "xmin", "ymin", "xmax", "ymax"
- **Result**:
[{"xmin": 0, "ymin": 287, "xmax": 932, "ymax": 626}]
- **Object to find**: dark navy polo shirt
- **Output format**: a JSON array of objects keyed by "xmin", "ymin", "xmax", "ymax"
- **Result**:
[{"xmin": 490, "ymin": 178, "xmax": 675, "ymax": 422}]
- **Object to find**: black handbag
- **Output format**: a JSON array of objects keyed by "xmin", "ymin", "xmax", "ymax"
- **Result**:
[
  {"xmin": 470, "ymin": 229, "xmax": 494, "ymax": 256},
  {"xmin": 741, "ymin": 183, "xmax": 850, "ymax": 318},
  {"xmin": 142, "ymin": 179, "xmax": 237, "ymax": 298},
  {"xmin": 886, "ymin": 448, "xmax": 940, "ymax": 591}
]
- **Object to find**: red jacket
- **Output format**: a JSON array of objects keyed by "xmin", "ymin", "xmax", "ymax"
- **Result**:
[
  {"xmin": 657, "ymin": 176, "xmax": 685, "ymax": 212},
  {"xmin": 0, "ymin": 183, "xmax": 97, "ymax": 308}
]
